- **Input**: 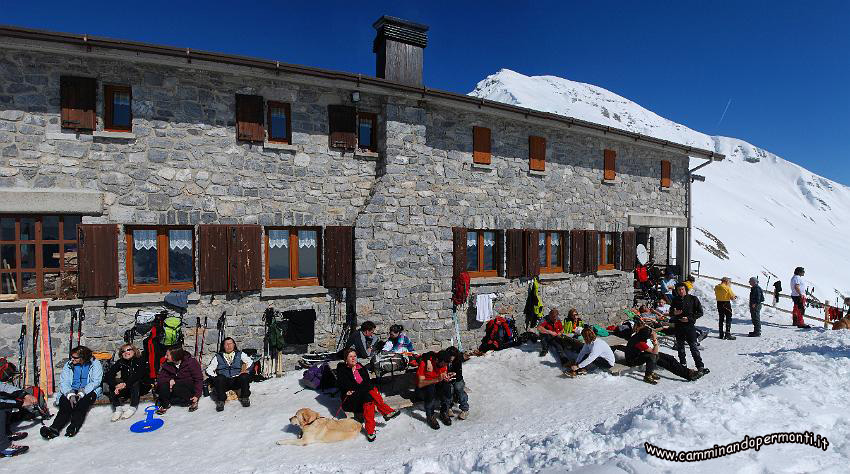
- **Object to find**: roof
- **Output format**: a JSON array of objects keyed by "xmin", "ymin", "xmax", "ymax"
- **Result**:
[{"xmin": 0, "ymin": 25, "xmax": 724, "ymax": 161}]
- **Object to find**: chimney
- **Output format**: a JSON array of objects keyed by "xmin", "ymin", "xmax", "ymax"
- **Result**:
[{"xmin": 373, "ymin": 16, "xmax": 429, "ymax": 87}]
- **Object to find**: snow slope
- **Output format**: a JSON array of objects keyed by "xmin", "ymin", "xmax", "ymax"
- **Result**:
[
  {"xmin": 470, "ymin": 69, "xmax": 850, "ymax": 304},
  {"xmin": 11, "ymin": 281, "xmax": 850, "ymax": 472}
]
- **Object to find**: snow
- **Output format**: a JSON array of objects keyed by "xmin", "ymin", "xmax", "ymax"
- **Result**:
[
  {"xmin": 11, "ymin": 281, "xmax": 850, "ymax": 472},
  {"xmin": 470, "ymin": 69, "xmax": 850, "ymax": 305}
]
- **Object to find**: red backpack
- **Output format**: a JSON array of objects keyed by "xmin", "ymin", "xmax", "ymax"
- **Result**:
[
  {"xmin": 452, "ymin": 272, "xmax": 471, "ymax": 306},
  {"xmin": 0, "ymin": 357, "xmax": 16, "ymax": 383},
  {"xmin": 484, "ymin": 316, "xmax": 514, "ymax": 349}
]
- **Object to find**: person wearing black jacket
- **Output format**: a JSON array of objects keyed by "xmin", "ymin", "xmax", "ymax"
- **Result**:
[
  {"xmin": 336, "ymin": 348, "xmax": 400, "ymax": 441},
  {"xmin": 104, "ymin": 343, "xmax": 150, "ymax": 422},
  {"xmin": 445, "ymin": 346, "xmax": 469, "ymax": 420},
  {"xmin": 346, "ymin": 321, "xmax": 379, "ymax": 359},
  {"xmin": 1, "ymin": 377, "xmax": 36, "ymax": 457},
  {"xmin": 670, "ymin": 283, "xmax": 708, "ymax": 374},
  {"xmin": 749, "ymin": 277, "xmax": 765, "ymax": 337},
  {"xmin": 624, "ymin": 326, "xmax": 703, "ymax": 384}
]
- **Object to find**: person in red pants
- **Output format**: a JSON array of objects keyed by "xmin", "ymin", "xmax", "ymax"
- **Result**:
[{"xmin": 335, "ymin": 348, "xmax": 400, "ymax": 441}]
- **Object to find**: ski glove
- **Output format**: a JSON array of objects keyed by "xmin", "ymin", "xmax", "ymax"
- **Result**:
[{"xmin": 67, "ymin": 390, "xmax": 82, "ymax": 408}]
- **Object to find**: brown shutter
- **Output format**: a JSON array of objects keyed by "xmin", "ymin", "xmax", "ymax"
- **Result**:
[
  {"xmin": 77, "ymin": 224, "xmax": 118, "ymax": 298},
  {"xmin": 61, "ymin": 76, "xmax": 96, "ymax": 131},
  {"xmin": 495, "ymin": 230, "xmax": 504, "ymax": 277},
  {"xmin": 472, "ymin": 126, "xmax": 491, "ymax": 164},
  {"xmin": 198, "ymin": 225, "xmax": 229, "ymax": 293},
  {"xmin": 235, "ymin": 94, "xmax": 264, "ymax": 142},
  {"xmin": 452, "ymin": 227, "xmax": 467, "ymax": 277},
  {"xmin": 529, "ymin": 136, "xmax": 546, "ymax": 171},
  {"xmin": 622, "ymin": 230, "xmax": 637, "ymax": 272},
  {"xmin": 324, "ymin": 226, "xmax": 354, "ymax": 288},
  {"xmin": 614, "ymin": 232, "xmax": 623, "ymax": 270},
  {"xmin": 585, "ymin": 230, "xmax": 599, "ymax": 272},
  {"xmin": 505, "ymin": 229, "xmax": 524, "ymax": 278},
  {"xmin": 661, "ymin": 160, "xmax": 671, "ymax": 188},
  {"xmin": 328, "ymin": 105, "xmax": 357, "ymax": 150},
  {"xmin": 569, "ymin": 230, "xmax": 585, "ymax": 273},
  {"xmin": 229, "ymin": 225, "xmax": 262, "ymax": 292},
  {"xmin": 604, "ymin": 149, "xmax": 616, "ymax": 180},
  {"xmin": 524, "ymin": 229, "xmax": 540, "ymax": 277}
]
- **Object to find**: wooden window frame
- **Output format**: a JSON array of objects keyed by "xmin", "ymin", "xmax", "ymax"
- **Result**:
[
  {"xmin": 264, "ymin": 227, "xmax": 322, "ymax": 288},
  {"xmin": 598, "ymin": 232, "xmax": 616, "ymax": 271},
  {"xmin": 472, "ymin": 126, "xmax": 492, "ymax": 165},
  {"xmin": 357, "ymin": 112, "xmax": 378, "ymax": 152},
  {"xmin": 466, "ymin": 229, "xmax": 498, "ymax": 278},
  {"xmin": 603, "ymin": 149, "xmax": 617, "ymax": 181},
  {"xmin": 103, "ymin": 84, "xmax": 132, "ymax": 132},
  {"xmin": 0, "ymin": 215, "xmax": 80, "ymax": 298},
  {"xmin": 539, "ymin": 231, "xmax": 564, "ymax": 274},
  {"xmin": 267, "ymin": 101, "xmax": 292, "ymax": 144},
  {"xmin": 125, "ymin": 226, "xmax": 195, "ymax": 294},
  {"xmin": 661, "ymin": 160, "xmax": 671, "ymax": 188}
]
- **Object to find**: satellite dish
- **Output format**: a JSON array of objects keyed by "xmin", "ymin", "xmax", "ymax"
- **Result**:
[{"xmin": 636, "ymin": 244, "xmax": 649, "ymax": 265}]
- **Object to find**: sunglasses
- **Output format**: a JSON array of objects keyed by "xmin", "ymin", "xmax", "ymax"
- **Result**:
[
  {"xmin": 70, "ymin": 356, "xmax": 81, "ymax": 360},
  {"xmin": 122, "ymin": 349, "xmax": 134, "ymax": 354}
]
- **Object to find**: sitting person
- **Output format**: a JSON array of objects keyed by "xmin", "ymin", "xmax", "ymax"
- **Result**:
[
  {"xmin": 1, "ymin": 368, "xmax": 37, "ymax": 457},
  {"xmin": 41, "ymin": 346, "xmax": 103, "ymax": 439},
  {"xmin": 336, "ymin": 348, "xmax": 400, "ymax": 442},
  {"xmin": 417, "ymin": 350, "xmax": 455, "ymax": 430},
  {"xmin": 566, "ymin": 327, "xmax": 616, "ymax": 377},
  {"xmin": 563, "ymin": 308, "xmax": 584, "ymax": 337},
  {"xmin": 347, "ymin": 321, "xmax": 380, "ymax": 359},
  {"xmin": 537, "ymin": 309, "xmax": 569, "ymax": 364},
  {"xmin": 381, "ymin": 324, "xmax": 415, "ymax": 353},
  {"xmin": 104, "ymin": 343, "xmax": 150, "ymax": 421},
  {"xmin": 624, "ymin": 326, "xmax": 703, "ymax": 384},
  {"xmin": 444, "ymin": 346, "xmax": 469, "ymax": 420},
  {"xmin": 205, "ymin": 337, "xmax": 253, "ymax": 411},
  {"xmin": 652, "ymin": 297, "xmax": 671, "ymax": 319},
  {"xmin": 156, "ymin": 348, "xmax": 203, "ymax": 414},
  {"xmin": 611, "ymin": 316, "xmax": 642, "ymax": 339}
]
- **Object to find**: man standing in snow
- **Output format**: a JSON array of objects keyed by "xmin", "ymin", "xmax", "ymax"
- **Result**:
[
  {"xmin": 670, "ymin": 283, "xmax": 708, "ymax": 374},
  {"xmin": 748, "ymin": 277, "xmax": 765, "ymax": 337},
  {"xmin": 714, "ymin": 277, "xmax": 737, "ymax": 340},
  {"xmin": 790, "ymin": 267, "xmax": 811, "ymax": 329}
]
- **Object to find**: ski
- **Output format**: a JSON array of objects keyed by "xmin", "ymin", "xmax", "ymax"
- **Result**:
[
  {"xmin": 39, "ymin": 300, "xmax": 55, "ymax": 395},
  {"xmin": 216, "ymin": 311, "xmax": 226, "ymax": 349},
  {"xmin": 69, "ymin": 308, "xmax": 77, "ymax": 358},
  {"xmin": 17, "ymin": 325, "xmax": 26, "ymax": 388},
  {"xmin": 31, "ymin": 302, "xmax": 39, "ymax": 392},
  {"xmin": 198, "ymin": 316, "xmax": 208, "ymax": 364},
  {"xmin": 193, "ymin": 316, "xmax": 201, "ymax": 359},
  {"xmin": 77, "ymin": 308, "xmax": 85, "ymax": 346}
]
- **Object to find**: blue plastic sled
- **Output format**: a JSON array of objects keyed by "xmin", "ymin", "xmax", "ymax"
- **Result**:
[{"xmin": 130, "ymin": 405, "xmax": 164, "ymax": 433}]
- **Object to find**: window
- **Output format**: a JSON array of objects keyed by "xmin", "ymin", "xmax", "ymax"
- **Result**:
[
  {"xmin": 598, "ymin": 232, "xmax": 616, "ymax": 271},
  {"xmin": 529, "ymin": 136, "xmax": 546, "ymax": 171},
  {"xmin": 603, "ymin": 149, "xmax": 616, "ymax": 181},
  {"xmin": 60, "ymin": 76, "xmax": 96, "ymax": 131},
  {"xmin": 328, "ymin": 105, "xmax": 357, "ymax": 150},
  {"xmin": 358, "ymin": 112, "xmax": 377, "ymax": 152},
  {"xmin": 235, "ymin": 94, "xmax": 265, "ymax": 142},
  {"xmin": 538, "ymin": 231, "xmax": 563, "ymax": 273},
  {"xmin": 265, "ymin": 227, "xmax": 321, "ymax": 287},
  {"xmin": 465, "ymin": 230, "xmax": 497, "ymax": 277},
  {"xmin": 472, "ymin": 126, "xmax": 491, "ymax": 164},
  {"xmin": 104, "ymin": 84, "xmax": 132, "ymax": 131},
  {"xmin": 267, "ymin": 101, "xmax": 292, "ymax": 144},
  {"xmin": 661, "ymin": 160, "xmax": 671, "ymax": 188},
  {"xmin": 125, "ymin": 227, "xmax": 194, "ymax": 293},
  {"xmin": 0, "ymin": 215, "xmax": 81, "ymax": 298}
]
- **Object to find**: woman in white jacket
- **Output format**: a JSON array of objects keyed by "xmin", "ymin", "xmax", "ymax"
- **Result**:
[{"xmin": 565, "ymin": 327, "xmax": 615, "ymax": 377}]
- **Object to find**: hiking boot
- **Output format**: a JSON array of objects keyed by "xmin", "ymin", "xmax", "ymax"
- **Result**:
[
  {"xmin": 717, "ymin": 333, "xmax": 725, "ymax": 339},
  {"xmin": 9, "ymin": 432, "xmax": 27, "ymax": 441},
  {"xmin": 111, "ymin": 408, "xmax": 123, "ymax": 422},
  {"xmin": 798, "ymin": 324, "xmax": 812, "ymax": 329},
  {"xmin": 215, "ymin": 401, "xmax": 225, "ymax": 412},
  {"xmin": 366, "ymin": 433, "xmax": 376, "ymax": 442},
  {"xmin": 688, "ymin": 369, "xmax": 704, "ymax": 381},
  {"xmin": 642, "ymin": 374, "xmax": 658, "ymax": 385},
  {"xmin": 189, "ymin": 401, "xmax": 199, "ymax": 412},
  {"xmin": 240, "ymin": 398, "xmax": 250, "ymax": 408},
  {"xmin": 649, "ymin": 373, "xmax": 661, "ymax": 381},
  {"xmin": 383, "ymin": 410, "xmax": 401, "ymax": 422},
  {"xmin": 439, "ymin": 411, "xmax": 453, "ymax": 426},
  {"xmin": 538, "ymin": 349, "xmax": 547, "ymax": 357},
  {"xmin": 121, "ymin": 407, "xmax": 136, "ymax": 419},
  {"xmin": 65, "ymin": 425, "xmax": 79, "ymax": 437},
  {"xmin": 699, "ymin": 367, "xmax": 710, "ymax": 375},
  {"xmin": 0, "ymin": 444, "xmax": 28, "ymax": 457},
  {"xmin": 426, "ymin": 415, "xmax": 441, "ymax": 430},
  {"xmin": 156, "ymin": 405, "xmax": 169, "ymax": 415},
  {"xmin": 40, "ymin": 426, "xmax": 59, "ymax": 440},
  {"xmin": 458, "ymin": 411, "xmax": 468, "ymax": 420},
  {"xmin": 725, "ymin": 334, "xmax": 737, "ymax": 340},
  {"xmin": 748, "ymin": 332, "xmax": 761, "ymax": 337}
]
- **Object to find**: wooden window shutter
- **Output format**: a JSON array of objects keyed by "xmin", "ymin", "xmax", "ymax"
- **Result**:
[
  {"xmin": 452, "ymin": 227, "xmax": 467, "ymax": 277},
  {"xmin": 235, "ymin": 94, "xmax": 264, "ymax": 142},
  {"xmin": 60, "ymin": 76, "xmax": 96, "ymax": 131},
  {"xmin": 198, "ymin": 225, "xmax": 230, "ymax": 293},
  {"xmin": 661, "ymin": 160, "xmax": 671, "ymax": 188},
  {"xmin": 585, "ymin": 230, "xmax": 599, "ymax": 272},
  {"xmin": 568, "ymin": 230, "xmax": 580, "ymax": 273},
  {"xmin": 603, "ymin": 149, "xmax": 616, "ymax": 180},
  {"xmin": 529, "ymin": 136, "xmax": 546, "ymax": 171},
  {"xmin": 472, "ymin": 126, "xmax": 491, "ymax": 164},
  {"xmin": 495, "ymin": 230, "xmax": 504, "ymax": 277},
  {"xmin": 77, "ymin": 224, "xmax": 118, "ymax": 298},
  {"xmin": 328, "ymin": 105, "xmax": 357, "ymax": 150},
  {"xmin": 229, "ymin": 225, "xmax": 262, "ymax": 292},
  {"xmin": 505, "ymin": 229, "xmax": 524, "ymax": 278},
  {"xmin": 324, "ymin": 226, "xmax": 354, "ymax": 288},
  {"xmin": 622, "ymin": 230, "xmax": 637, "ymax": 272},
  {"xmin": 523, "ymin": 229, "xmax": 540, "ymax": 277},
  {"xmin": 614, "ymin": 232, "xmax": 623, "ymax": 270}
]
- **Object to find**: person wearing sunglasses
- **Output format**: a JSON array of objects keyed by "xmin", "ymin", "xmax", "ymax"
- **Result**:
[
  {"xmin": 41, "ymin": 346, "xmax": 103, "ymax": 439},
  {"xmin": 104, "ymin": 343, "xmax": 150, "ymax": 421}
]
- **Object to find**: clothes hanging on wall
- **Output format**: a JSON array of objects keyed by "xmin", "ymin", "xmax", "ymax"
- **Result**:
[
  {"xmin": 283, "ymin": 309, "xmax": 317, "ymax": 344},
  {"xmin": 523, "ymin": 278, "xmax": 543, "ymax": 330},
  {"xmin": 476, "ymin": 293, "xmax": 495, "ymax": 322}
]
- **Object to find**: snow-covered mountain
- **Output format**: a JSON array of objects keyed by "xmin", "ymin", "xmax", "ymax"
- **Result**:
[{"xmin": 470, "ymin": 69, "xmax": 850, "ymax": 305}]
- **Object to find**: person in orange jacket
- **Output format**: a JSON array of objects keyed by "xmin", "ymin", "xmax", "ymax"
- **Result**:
[{"xmin": 714, "ymin": 277, "xmax": 738, "ymax": 340}]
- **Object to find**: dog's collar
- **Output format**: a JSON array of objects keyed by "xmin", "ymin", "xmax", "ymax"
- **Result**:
[{"xmin": 303, "ymin": 416, "xmax": 323, "ymax": 427}]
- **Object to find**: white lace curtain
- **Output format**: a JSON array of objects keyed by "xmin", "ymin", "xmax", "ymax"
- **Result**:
[
  {"xmin": 169, "ymin": 230, "xmax": 192, "ymax": 250},
  {"xmin": 298, "ymin": 231, "xmax": 317, "ymax": 249},
  {"xmin": 269, "ymin": 230, "xmax": 289, "ymax": 249},
  {"xmin": 133, "ymin": 230, "xmax": 157, "ymax": 250},
  {"xmin": 482, "ymin": 233, "xmax": 495, "ymax": 247}
]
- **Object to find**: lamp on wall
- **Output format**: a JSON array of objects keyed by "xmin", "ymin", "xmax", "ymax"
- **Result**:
[{"xmin": 351, "ymin": 91, "xmax": 361, "ymax": 103}]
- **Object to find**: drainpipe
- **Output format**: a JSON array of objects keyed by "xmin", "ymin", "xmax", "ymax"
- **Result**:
[{"xmin": 685, "ymin": 158, "xmax": 715, "ymax": 278}]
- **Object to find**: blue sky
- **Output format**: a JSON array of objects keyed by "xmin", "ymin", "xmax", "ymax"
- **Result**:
[{"xmin": 5, "ymin": 1, "xmax": 849, "ymax": 184}]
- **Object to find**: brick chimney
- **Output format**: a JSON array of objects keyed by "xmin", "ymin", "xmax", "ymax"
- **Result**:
[{"xmin": 373, "ymin": 16, "xmax": 429, "ymax": 87}]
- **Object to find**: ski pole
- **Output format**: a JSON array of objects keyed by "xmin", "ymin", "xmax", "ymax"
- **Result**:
[
  {"xmin": 69, "ymin": 308, "xmax": 77, "ymax": 358},
  {"xmin": 77, "ymin": 308, "xmax": 85, "ymax": 346},
  {"xmin": 194, "ymin": 316, "xmax": 201, "ymax": 358},
  {"xmin": 17, "ymin": 326, "xmax": 26, "ymax": 388}
]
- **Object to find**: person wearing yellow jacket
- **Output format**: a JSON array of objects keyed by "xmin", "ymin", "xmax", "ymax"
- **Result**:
[{"xmin": 714, "ymin": 277, "xmax": 738, "ymax": 340}]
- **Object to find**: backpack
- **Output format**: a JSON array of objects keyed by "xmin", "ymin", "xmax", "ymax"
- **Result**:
[
  {"xmin": 481, "ymin": 316, "xmax": 517, "ymax": 350},
  {"xmin": 160, "ymin": 315, "xmax": 185, "ymax": 348},
  {"xmin": 0, "ymin": 357, "xmax": 16, "ymax": 382},
  {"xmin": 301, "ymin": 362, "xmax": 336, "ymax": 391}
]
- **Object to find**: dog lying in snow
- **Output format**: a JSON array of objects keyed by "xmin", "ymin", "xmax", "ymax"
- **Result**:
[
  {"xmin": 832, "ymin": 317, "xmax": 850, "ymax": 331},
  {"xmin": 277, "ymin": 408, "xmax": 362, "ymax": 446}
]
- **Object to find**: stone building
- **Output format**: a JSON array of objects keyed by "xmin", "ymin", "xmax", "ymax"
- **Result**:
[{"xmin": 0, "ymin": 18, "xmax": 723, "ymax": 366}]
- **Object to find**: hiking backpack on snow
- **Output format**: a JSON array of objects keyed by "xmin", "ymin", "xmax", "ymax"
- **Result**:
[{"xmin": 301, "ymin": 362, "xmax": 337, "ymax": 391}]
